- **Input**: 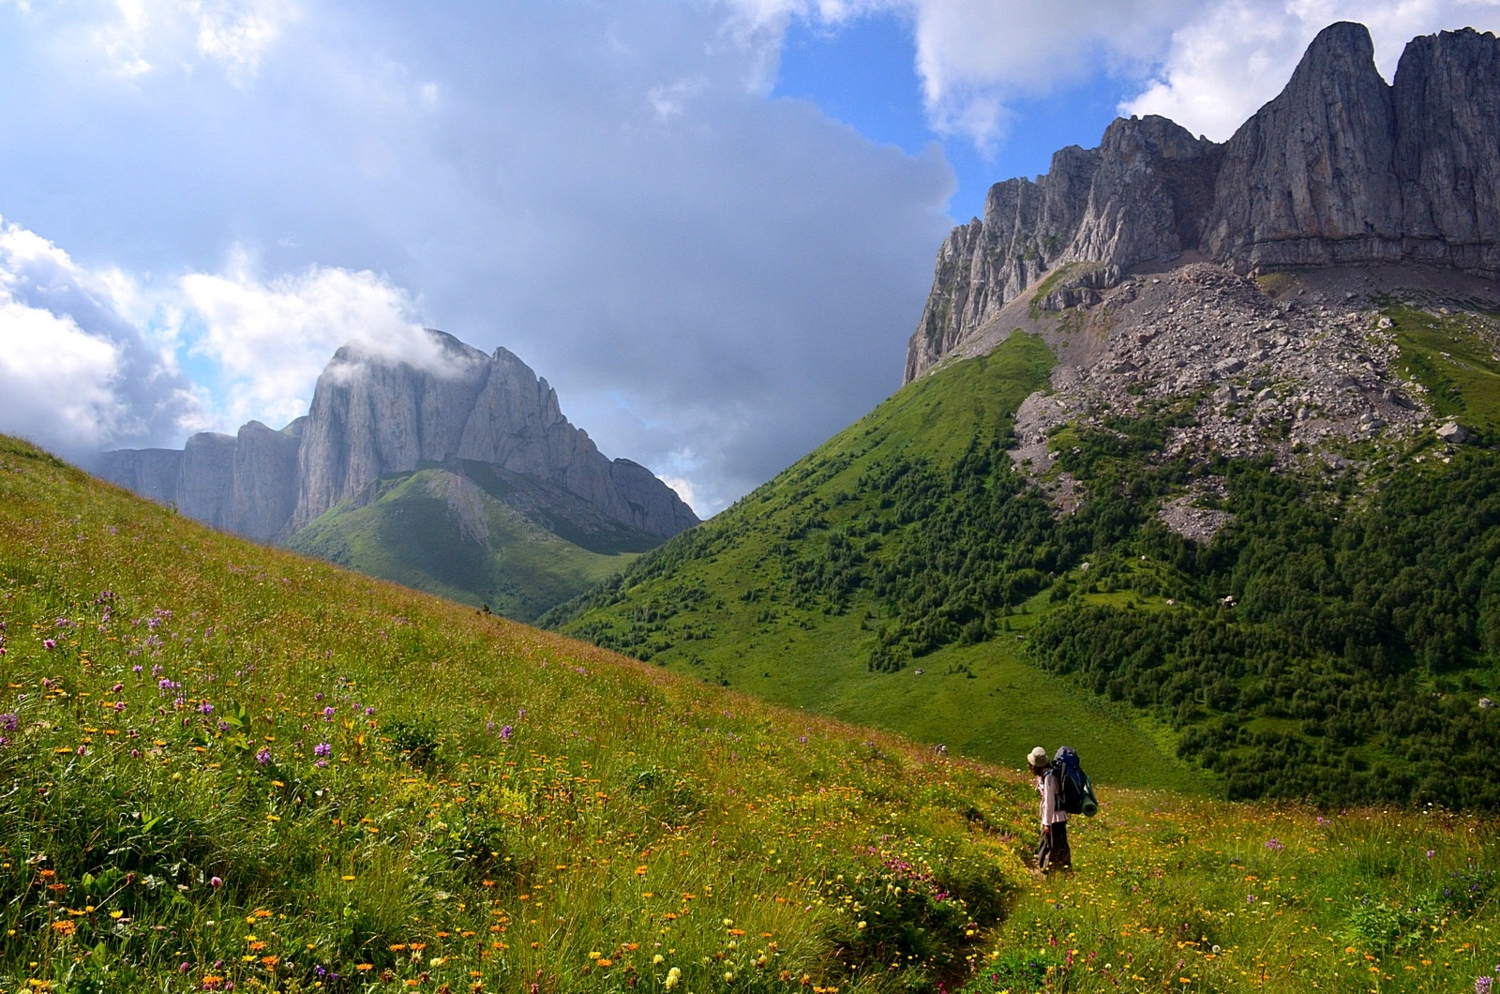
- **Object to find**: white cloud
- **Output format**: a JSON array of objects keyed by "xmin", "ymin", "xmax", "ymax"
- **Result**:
[
  {"xmin": 0, "ymin": 216, "xmax": 197, "ymax": 456},
  {"xmin": 658, "ymin": 475, "xmax": 701, "ymax": 516},
  {"xmin": 70, "ymin": 0, "xmax": 298, "ymax": 84},
  {"xmin": 1123, "ymin": 1, "xmax": 1500, "ymax": 139},
  {"xmin": 648, "ymin": 76, "xmax": 708, "ymax": 121},
  {"xmin": 194, "ymin": 0, "xmax": 297, "ymax": 85},
  {"xmin": 729, "ymin": 0, "xmax": 1194, "ymax": 147},
  {"xmin": 179, "ymin": 257, "xmax": 470, "ymax": 431},
  {"xmin": 0, "ymin": 2, "xmax": 956, "ymax": 512},
  {"xmin": 0, "ymin": 299, "xmax": 125, "ymax": 453}
]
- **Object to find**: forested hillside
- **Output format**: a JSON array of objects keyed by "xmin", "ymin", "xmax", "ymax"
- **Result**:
[{"xmin": 546, "ymin": 329, "xmax": 1500, "ymax": 808}]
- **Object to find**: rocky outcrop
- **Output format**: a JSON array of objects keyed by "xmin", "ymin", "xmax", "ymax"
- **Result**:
[
  {"xmin": 95, "ymin": 448, "xmax": 182, "ymax": 506},
  {"xmin": 291, "ymin": 333, "xmax": 493, "ymax": 530},
  {"xmin": 232, "ymin": 420, "xmax": 302, "ymax": 542},
  {"xmin": 1201, "ymin": 22, "xmax": 1403, "ymax": 271},
  {"xmin": 1392, "ymin": 27, "xmax": 1500, "ymax": 273},
  {"xmin": 905, "ymin": 117, "xmax": 1220, "ymax": 380},
  {"xmin": 98, "ymin": 421, "xmax": 305, "ymax": 540},
  {"xmin": 176, "ymin": 432, "xmax": 237, "ymax": 531},
  {"xmin": 907, "ymin": 22, "xmax": 1500, "ymax": 380},
  {"xmin": 291, "ymin": 334, "xmax": 697, "ymax": 538},
  {"xmin": 100, "ymin": 330, "xmax": 698, "ymax": 545}
]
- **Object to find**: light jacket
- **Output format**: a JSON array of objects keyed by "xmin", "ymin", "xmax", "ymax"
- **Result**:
[{"xmin": 1038, "ymin": 767, "xmax": 1069, "ymax": 827}]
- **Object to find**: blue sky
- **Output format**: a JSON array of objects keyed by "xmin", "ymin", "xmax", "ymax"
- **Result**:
[
  {"xmin": 774, "ymin": 11, "xmax": 1131, "ymax": 223},
  {"xmin": 1, "ymin": 0, "xmax": 1497, "ymax": 515}
]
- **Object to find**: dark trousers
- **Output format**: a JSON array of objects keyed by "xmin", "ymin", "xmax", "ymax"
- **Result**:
[{"xmin": 1038, "ymin": 822, "xmax": 1071, "ymax": 871}]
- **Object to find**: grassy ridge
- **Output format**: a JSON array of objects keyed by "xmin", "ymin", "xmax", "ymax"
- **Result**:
[
  {"xmin": 1387, "ymin": 303, "xmax": 1500, "ymax": 437},
  {"xmin": 1, "ymin": 435, "xmax": 1498, "ymax": 993},
  {"xmin": 287, "ymin": 466, "xmax": 652, "ymax": 621}
]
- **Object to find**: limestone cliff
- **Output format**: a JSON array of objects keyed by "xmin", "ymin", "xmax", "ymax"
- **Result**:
[
  {"xmin": 907, "ymin": 22, "xmax": 1500, "ymax": 380},
  {"xmin": 100, "ymin": 331, "xmax": 698, "ymax": 546},
  {"xmin": 290, "ymin": 333, "xmax": 697, "ymax": 538}
]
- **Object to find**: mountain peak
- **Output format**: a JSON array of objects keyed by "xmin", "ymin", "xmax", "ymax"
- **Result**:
[
  {"xmin": 100, "ymin": 333, "xmax": 698, "ymax": 546},
  {"xmin": 907, "ymin": 20, "xmax": 1500, "ymax": 381},
  {"xmin": 1295, "ymin": 20, "xmax": 1377, "ymax": 77}
]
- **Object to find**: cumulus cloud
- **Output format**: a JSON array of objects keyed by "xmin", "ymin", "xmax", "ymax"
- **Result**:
[
  {"xmin": 58, "ymin": 0, "xmax": 298, "ymax": 84},
  {"xmin": 0, "ymin": 216, "xmax": 197, "ymax": 457},
  {"xmin": 732, "ymin": 0, "xmax": 1195, "ymax": 147},
  {"xmin": 0, "ymin": 2, "xmax": 954, "ymax": 513},
  {"xmin": 179, "ymin": 257, "xmax": 465, "ymax": 431},
  {"xmin": 1123, "ymin": 0, "xmax": 1500, "ymax": 140}
]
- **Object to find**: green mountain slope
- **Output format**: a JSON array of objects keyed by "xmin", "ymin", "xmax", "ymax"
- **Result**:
[
  {"xmin": 543, "ymin": 334, "xmax": 1213, "ymax": 795},
  {"xmin": 545, "ymin": 324, "xmax": 1500, "ymax": 809},
  {"xmin": 287, "ymin": 461, "xmax": 659, "ymax": 621}
]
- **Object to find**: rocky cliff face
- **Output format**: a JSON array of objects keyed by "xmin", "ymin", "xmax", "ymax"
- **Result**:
[
  {"xmin": 100, "ymin": 331, "xmax": 698, "ymax": 544},
  {"xmin": 905, "ymin": 117, "xmax": 1220, "ymax": 380},
  {"xmin": 292, "ymin": 333, "xmax": 697, "ymax": 538},
  {"xmin": 907, "ymin": 22, "xmax": 1500, "ymax": 380}
]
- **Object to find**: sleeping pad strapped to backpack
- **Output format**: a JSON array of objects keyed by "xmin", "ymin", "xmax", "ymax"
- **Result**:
[{"xmin": 1053, "ymin": 746, "xmax": 1099, "ymax": 817}]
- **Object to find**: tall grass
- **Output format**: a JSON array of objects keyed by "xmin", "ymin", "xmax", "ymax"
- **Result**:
[{"xmin": 0, "ymin": 434, "xmax": 1496, "ymax": 993}]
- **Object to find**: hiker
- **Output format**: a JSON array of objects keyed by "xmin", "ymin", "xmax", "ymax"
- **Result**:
[{"xmin": 1027, "ymin": 746, "xmax": 1071, "ymax": 872}]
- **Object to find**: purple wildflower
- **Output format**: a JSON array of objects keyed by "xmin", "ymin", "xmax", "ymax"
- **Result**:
[
  {"xmin": 112, "ymin": 683, "xmax": 124, "ymax": 693},
  {"xmin": 256, "ymin": 747, "xmax": 272, "ymax": 766},
  {"xmin": 210, "ymin": 876, "xmax": 223, "ymax": 889},
  {"xmin": 314, "ymin": 742, "xmax": 332, "ymax": 757},
  {"xmin": 364, "ymin": 706, "xmax": 375, "ymax": 716},
  {"xmin": 43, "ymin": 638, "xmax": 56, "ymax": 650},
  {"xmin": 315, "ymin": 692, "xmax": 324, "ymax": 701},
  {"xmin": 1265, "ymin": 839, "xmax": 1284, "ymax": 852},
  {"xmin": 322, "ymin": 707, "xmax": 335, "ymax": 721},
  {"xmin": 500, "ymin": 725, "xmax": 514, "ymax": 741},
  {"xmin": 1477, "ymin": 977, "xmax": 1493, "ymax": 994},
  {"xmin": 198, "ymin": 702, "xmax": 215, "ymax": 714},
  {"xmin": 218, "ymin": 720, "xmax": 231, "ymax": 732},
  {"xmin": 114, "ymin": 701, "xmax": 126, "ymax": 712},
  {"xmin": 0, "ymin": 713, "xmax": 17, "ymax": 732}
]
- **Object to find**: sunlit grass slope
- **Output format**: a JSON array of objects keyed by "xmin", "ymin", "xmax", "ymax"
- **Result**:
[
  {"xmin": 545, "ymin": 334, "xmax": 1210, "ymax": 795},
  {"xmin": 287, "ymin": 465, "xmax": 656, "ymax": 622},
  {"xmin": 1386, "ymin": 303, "xmax": 1500, "ymax": 437},
  {"xmin": 0, "ymin": 434, "xmax": 1498, "ymax": 994},
  {"xmin": 0, "ymin": 433, "xmax": 1033, "ymax": 993}
]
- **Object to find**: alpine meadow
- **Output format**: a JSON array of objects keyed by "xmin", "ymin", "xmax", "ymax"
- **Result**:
[{"xmin": 6, "ymin": 13, "xmax": 1500, "ymax": 994}]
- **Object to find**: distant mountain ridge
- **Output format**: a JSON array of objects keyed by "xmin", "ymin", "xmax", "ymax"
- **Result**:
[
  {"xmin": 100, "ymin": 330, "xmax": 696, "ymax": 544},
  {"xmin": 907, "ymin": 23, "xmax": 1500, "ymax": 380},
  {"xmin": 98, "ymin": 331, "xmax": 697, "ymax": 617}
]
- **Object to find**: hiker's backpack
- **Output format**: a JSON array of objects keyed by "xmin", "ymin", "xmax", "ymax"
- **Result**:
[{"xmin": 1053, "ymin": 746, "xmax": 1099, "ymax": 817}]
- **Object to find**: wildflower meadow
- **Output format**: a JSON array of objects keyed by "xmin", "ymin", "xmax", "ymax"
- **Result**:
[{"xmin": 0, "ymin": 434, "xmax": 1495, "ymax": 992}]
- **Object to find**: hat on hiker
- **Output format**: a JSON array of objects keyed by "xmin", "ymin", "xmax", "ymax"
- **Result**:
[{"xmin": 1027, "ymin": 746, "xmax": 1048, "ymax": 768}]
